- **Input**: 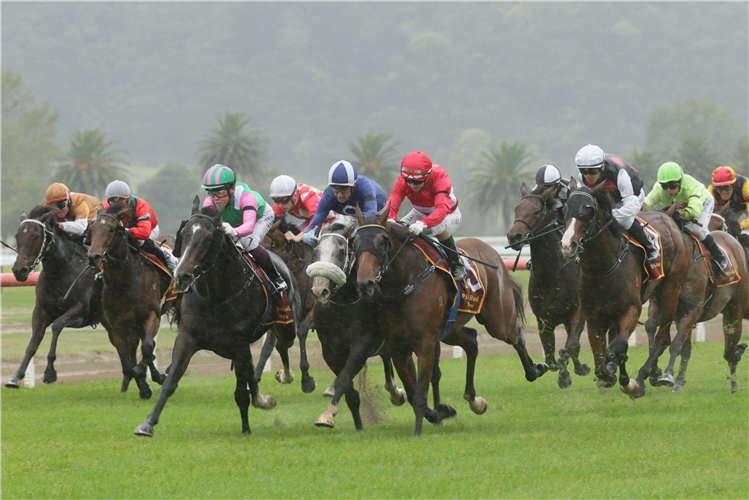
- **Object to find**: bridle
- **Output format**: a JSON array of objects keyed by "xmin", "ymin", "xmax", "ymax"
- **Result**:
[
  {"xmin": 355, "ymin": 223, "xmax": 412, "ymax": 284},
  {"xmin": 509, "ymin": 194, "xmax": 563, "ymax": 246},
  {"xmin": 315, "ymin": 230, "xmax": 356, "ymax": 293},
  {"xmin": 20, "ymin": 218, "xmax": 55, "ymax": 271},
  {"xmin": 94, "ymin": 213, "xmax": 133, "ymax": 264}
]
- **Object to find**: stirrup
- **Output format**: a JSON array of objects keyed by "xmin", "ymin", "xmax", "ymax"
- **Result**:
[{"xmin": 714, "ymin": 257, "xmax": 728, "ymax": 273}]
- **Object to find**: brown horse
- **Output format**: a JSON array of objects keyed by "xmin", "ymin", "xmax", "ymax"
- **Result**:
[
  {"xmin": 561, "ymin": 180, "xmax": 690, "ymax": 398},
  {"xmin": 355, "ymin": 210, "xmax": 548, "ymax": 435},
  {"xmin": 507, "ymin": 184, "xmax": 590, "ymax": 388},
  {"xmin": 5, "ymin": 205, "xmax": 104, "ymax": 388},
  {"xmin": 644, "ymin": 228, "xmax": 749, "ymax": 393},
  {"xmin": 134, "ymin": 198, "xmax": 297, "ymax": 436},
  {"xmin": 87, "ymin": 200, "xmax": 168, "ymax": 399},
  {"xmin": 254, "ymin": 217, "xmax": 317, "ymax": 393}
]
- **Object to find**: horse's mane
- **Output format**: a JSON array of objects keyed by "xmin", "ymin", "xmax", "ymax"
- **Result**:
[
  {"xmin": 200, "ymin": 205, "xmax": 220, "ymax": 218},
  {"xmin": 276, "ymin": 217, "xmax": 300, "ymax": 235},
  {"xmin": 387, "ymin": 220, "xmax": 411, "ymax": 243},
  {"xmin": 591, "ymin": 187, "xmax": 623, "ymax": 239},
  {"xmin": 29, "ymin": 204, "xmax": 55, "ymax": 220}
]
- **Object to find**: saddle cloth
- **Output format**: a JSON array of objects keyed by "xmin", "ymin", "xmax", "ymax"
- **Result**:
[
  {"xmin": 240, "ymin": 254, "xmax": 293, "ymax": 327},
  {"xmin": 141, "ymin": 251, "xmax": 179, "ymax": 302},
  {"xmin": 692, "ymin": 236, "xmax": 741, "ymax": 287},
  {"xmin": 623, "ymin": 217, "xmax": 665, "ymax": 283}
]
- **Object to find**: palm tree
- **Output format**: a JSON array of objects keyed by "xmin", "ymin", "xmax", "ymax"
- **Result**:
[
  {"xmin": 467, "ymin": 141, "xmax": 538, "ymax": 232},
  {"xmin": 197, "ymin": 112, "xmax": 268, "ymax": 183},
  {"xmin": 56, "ymin": 129, "xmax": 128, "ymax": 200},
  {"xmin": 348, "ymin": 132, "xmax": 400, "ymax": 191},
  {"xmin": 673, "ymin": 136, "xmax": 719, "ymax": 185}
]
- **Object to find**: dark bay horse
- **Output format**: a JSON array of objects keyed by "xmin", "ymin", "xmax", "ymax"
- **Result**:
[
  {"xmin": 5, "ymin": 205, "xmax": 103, "ymax": 388},
  {"xmin": 134, "ymin": 198, "xmax": 297, "ymax": 436},
  {"xmin": 644, "ymin": 229, "xmax": 749, "ymax": 393},
  {"xmin": 507, "ymin": 184, "xmax": 590, "ymax": 388},
  {"xmin": 87, "ymin": 200, "xmax": 169, "ymax": 399},
  {"xmin": 305, "ymin": 220, "xmax": 408, "ymax": 430},
  {"xmin": 355, "ymin": 210, "xmax": 548, "ymax": 436},
  {"xmin": 254, "ymin": 217, "xmax": 317, "ymax": 393},
  {"xmin": 561, "ymin": 181, "xmax": 690, "ymax": 398}
]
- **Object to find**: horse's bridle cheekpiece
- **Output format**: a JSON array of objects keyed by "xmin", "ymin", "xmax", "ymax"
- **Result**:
[{"xmin": 21, "ymin": 218, "xmax": 55, "ymax": 271}]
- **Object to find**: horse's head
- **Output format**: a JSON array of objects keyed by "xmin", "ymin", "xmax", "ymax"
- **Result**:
[
  {"xmin": 561, "ymin": 180, "xmax": 609, "ymax": 258},
  {"xmin": 507, "ymin": 183, "xmax": 556, "ymax": 251},
  {"xmin": 172, "ymin": 196, "xmax": 226, "ymax": 292},
  {"xmin": 87, "ymin": 199, "xmax": 130, "ymax": 269},
  {"xmin": 12, "ymin": 206, "xmax": 56, "ymax": 281},
  {"xmin": 353, "ymin": 207, "xmax": 393, "ymax": 299},
  {"xmin": 306, "ymin": 221, "xmax": 356, "ymax": 305}
]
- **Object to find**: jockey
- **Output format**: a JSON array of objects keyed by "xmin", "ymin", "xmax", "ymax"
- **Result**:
[
  {"xmin": 530, "ymin": 164, "xmax": 569, "ymax": 225},
  {"xmin": 202, "ymin": 164, "xmax": 287, "ymax": 294},
  {"xmin": 303, "ymin": 160, "xmax": 388, "ymax": 245},
  {"xmin": 44, "ymin": 183, "xmax": 101, "ymax": 235},
  {"xmin": 100, "ymin": 180, "xmax": 178, "ymax": 274},
  {"xmin": 575, "ymin": 144, "xmax": 658, "ymax": 262},
  {"xmin": 387, "ymin": 150, "xmax": 466, "ymax": 281},
  {"xmin": 644, "ymin": 162, "xmax": 727, "ymax": 271},
  {"xmin": 708, "ymin": 165, "xmax": 749, "ymax": 230},
  {"xmin": 269, "ymin": 174, "xmax": 335, "ymax": 243}
]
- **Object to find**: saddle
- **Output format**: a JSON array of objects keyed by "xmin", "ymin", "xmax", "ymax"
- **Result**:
[
  {"xmin": 623, "ymin": 217, "xmax": 665, "ymax": 283},
  {"xmin": 238, "ymin": 253, "xmax": 293, "ymax": 329},
  {"xmin": 691, "ymin": 236, "xmax": 741, "ymax": 287}
]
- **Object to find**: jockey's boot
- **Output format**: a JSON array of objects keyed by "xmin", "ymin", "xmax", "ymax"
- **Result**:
[
  {"xmin": 442, "ymin": 235, "xmax": 467, "ymax": 282},
  {"xmin": 258, "ymin": 257, "xmax": 288, "ymax": 296},
  {"xmin": 627, "ymin": 222, "xmax": 659, "ymax": 262},
  {"xmin": 702, "ymin": 234, "xmax": 728, "ymax": 272}
]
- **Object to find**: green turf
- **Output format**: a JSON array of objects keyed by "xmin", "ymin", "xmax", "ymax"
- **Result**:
[{"xmin": 2, "ymin": 342, "xmax": 747, "ymax": 499}]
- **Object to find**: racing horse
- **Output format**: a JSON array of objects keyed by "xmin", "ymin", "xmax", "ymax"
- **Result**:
[
  {"xmin": 5, "ymin": 205, "xmax": 103, "ymax": 388},
  {"xmin": 87, "ymin": 200, "xmax": 169, "ymax": 399},
  {"xmin": 134, "ymin": 198, "xmax": 297, "ymax": 436},
  {"xmin": 254, "ymin": 217, "xmax": 317, "ymax": 393},
  {"xmin": 507, "ymin": 184, "xmax": 590, "ymax": 388},
  {"xmin": 561, "ymin": 180, "xmax": 690, "ymax": 398},
  {"xmin": 305, "ymin": 220, "xmax": 409, "ymax": 430},
  {"xmin": 355, "ymin": 209, "xmax": 548, "ymax": 436}
]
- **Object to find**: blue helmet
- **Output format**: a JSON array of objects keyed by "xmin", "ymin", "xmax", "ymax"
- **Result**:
[{"xmin": 328, "ymin": 160, "xmax": 358, "ymax": 187}]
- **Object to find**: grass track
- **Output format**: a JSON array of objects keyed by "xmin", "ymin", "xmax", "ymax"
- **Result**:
[{"xmin": 2, "ymin": 341, "xmax": 747, "ymax": 499}]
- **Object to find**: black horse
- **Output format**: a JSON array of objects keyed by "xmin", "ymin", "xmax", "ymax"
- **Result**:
[
  {"xmin": 134, "ymin": 197, "xmax": 297, "ymax": 436},
  {"xmin": 5, "ymin": 205, "xmax": 103, "ymax": 388}
]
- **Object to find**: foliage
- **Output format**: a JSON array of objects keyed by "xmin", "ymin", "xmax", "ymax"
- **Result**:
[
  {"xmin": 136, "ymin": 163, "xmax": 203, "ymax": 235},
  {"xmin": 734, "ymin": 134, "xmax": 749, "ymax": 177},
  {"xmin": 467, "ymin": 141, "xmax": 538, "ymax": 232},
  {"xmin": 1, "ymin": 69, "xmax": 60, "ymax": 240},
  {"xmin": 56, "ymin": 129, "xmax": 128, "ymax": 201},
  {"xmin": 347, "ymin": 132, "xmax": 400, "ymax": 193},
  {"xmin": 673, "ymin": 136, "xmax": 720, "ymax": 185},
  {"xmin": 197, "ymin": 112, "xmax": 268, "ymax": 184},
  {"xmin": 627, "ymin": 148, "xmax": 664, "ymax": 190}
]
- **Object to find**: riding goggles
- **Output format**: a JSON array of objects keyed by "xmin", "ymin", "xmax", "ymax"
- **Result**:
[
  {"xmin": 54, "ymin": 199, "xmax": 69, "ymax": 209},
  {"xmin": 715, "ymin": 184, "xmax": 733, "ymax": 192},
  {"xmin": 273, "ymin": 196, "xmax": 292, "ymax": 204},
  {"xmin": 331, "ymin": 185, "xmax": 353, "ymax": 194},
  {"xmin": 401, "ymin": 167, "xmax": 430, "ymax": 181},
  {"xmin": 404, "ymin": 178, "xmax": 426, "ymax": 186},
  {"xmin": 106, "ymin": 196, "xmax": 129, "ymax": 205},
  {"xmin": 579, "ymin": 167, "xmax": 602, "ymax": 176},
  {"xmin": 660, "ymin": 181, "xmax": 680, "ymax": 190},
  {"xmin": 207, "ymin": 188, "xmax": 230, "ymax": 198}
]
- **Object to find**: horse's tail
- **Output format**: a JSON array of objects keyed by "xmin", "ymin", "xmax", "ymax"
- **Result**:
[{"xmin": 510, "ymin": 275, "xmax": 526, "ymax": 326}]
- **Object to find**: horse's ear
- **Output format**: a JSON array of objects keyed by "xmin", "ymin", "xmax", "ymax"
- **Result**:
[
  {"xmin": 520, "ymin": 183, "xmax": 528, "ymax": 197},
  {"xmin": 191, "ymin": 195, "xmax": 201, "ymax": 215},
  {"xmin": 377, "ymin": 203, "xmax": 390, "ymax": 226},
  {"xmin": 540, "ymin": 185, "xmax": 556, "ymax": 201},
  {"xmin": 97, "ymin": 204, "xmax": 104, "ymax": 215},
  {"xmin": 355, "ymin": 205, "xmax": 365, "ymax": 226},
  {"xmin": 20, "ymin": 211, "xmax": 27, "ymax": 222},
  {"xmin": 569, "ymin": 177, "xmax": 577, "ymax": 190},
  {"xmin": 591, "ymin": 181, "xmax": 606, "ymax": 196}
]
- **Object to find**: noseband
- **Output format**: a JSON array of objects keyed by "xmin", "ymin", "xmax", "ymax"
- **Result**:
[
  {"xmin": 510, "ymin": 194, "xmax": 562, "ymax": 246},
  {"xmin": 94, "ymin": 213, "xmax": 131, "ymax": 264},
  {"xmin": 176, "ymin": 213, "xmax": 230, "ymax": 289},
  {"xmin": 314, "ymin": 231, "xmax": 356, "ymax": 292},
  {"xmin": 20, "ymin": 219, "xmax": 55, "ymax": 270}
]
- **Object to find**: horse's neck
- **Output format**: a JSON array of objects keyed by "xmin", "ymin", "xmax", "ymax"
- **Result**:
[
  {"xmin": 102, "ymin": 244, "xmax": 140, "ymax": 286},
  {"xmin": 193, "ymin": 246, "xmax": 253, "ymax": 302},
  {"xmin": 381, "ymin": 245, "xmax": 422, "ymax": 290},
  {"xmin": 580, "ymin": 217, "xmax": 623, "ymax": 271},
  {"xmin": 528, "ymin": 222, "xmax": 565, "ymax": 275},
  {"xmin": 41, "ymin": 233, "xmax": 79, "ymax": 272}
]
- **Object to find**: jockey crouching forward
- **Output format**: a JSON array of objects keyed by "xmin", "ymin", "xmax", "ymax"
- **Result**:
[
  {"xmin": 303, "ymin": 160, "xmax": 388, "ymax": 246},
  {"xmin": 269, "ymin": 175, "xmax": 336, "ymax": 243},
  {"xmin": 531, "ymin": 164, "xmax": 570, "ymax": 226},
  {"xmin": 201, "ymin": 164, "xmax": 287, "ymax": 294},
  {"xmin": 387, "ymin": 151, "xmax": 466, "ymax": 282},
  {"xmin": 575, "ymin": 144, "xmax": 659, "ymax": 262},
  {"xmin": 44, "ymin": 182, "xmax": 101, "ymax": 235},
  {"xmin": 100, "ymin": 180, "xmax": 178, "ymax": 274},
  {"xmin": 644, "ymin": 162, "xmax": 727, "ymax": 271},
  {"xmin": 708, "ymin": 165, "xmax": 749, "ymax": 231}
]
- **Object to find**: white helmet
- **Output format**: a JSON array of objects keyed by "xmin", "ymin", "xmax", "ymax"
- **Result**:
[
  {"xmin": 105, "ymin": 180, "xmax": 131, "ymax": 199},
  {"xmin": 269, "ymin": 175, "xmax": 297, "ymax": 198},
  {"xmin": 575, "ymin": 144, "xmax": 605, "ymax": 168}
]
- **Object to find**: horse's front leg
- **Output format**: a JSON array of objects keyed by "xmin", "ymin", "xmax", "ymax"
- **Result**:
[
  {"xmin": 615, "ymin": 305, "xmax": 641, "ymax": 397},
  {"xmin": 644, "ymin": 299, "xmax": 663, "ymax": 385},
  {"xmin": 414, "ymin": 337, "xmax": 442, "ymax": 436},
  {"xmin": 443, "ymin": 326, "xmax": 484, "ymax": 415},
  {"xmin": 232, "ymin": 347, "xmax": 255, "ymax": 435},
  {"xmin": 537, "ymin": 318, "xmax": 559, "ymax": 371},
  {"xmin": 5, "ymin": 307, "xmax": 52, "ymax": 388},
  {"xmin": 254, "ymin": 330, "xmax": 276, "ymax": 383},
  {"xmin": 142, "ymin": 311, "xmax": 166, "ymax": 385},
  {"xmin": 271, "ymin": 323, "xmax": 296, "ymax": 385},
  {"xmin": 296, "ymin": 313, "xmax": 317, "ymax": 393},
  {"xmin": 43, "ymin": 304, "xmax": 87, "ymax": 384},
  {"xmin": 722, "ymin": 306, "xmax": 747, "ymax": 393},
  {"xmin": 315, "ymin": 342, "xmax": 370, "ymax": 430},
  {"xmin": 380, "ymin": 352, "xmax": 406, "ymax": 406},
  {"xmin": 660, "ymin": 310, "xmax": 701, "ymax": 389},
  {"xmin": 562, "ymin": 308, "xmax": 590, "ymax": 380},
  {"xmin": 588, "ymin": 318, "xmax": 614, "ymax": 388}
]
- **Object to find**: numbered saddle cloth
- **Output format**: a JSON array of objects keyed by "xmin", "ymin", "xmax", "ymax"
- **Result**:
[
  {"xmin": 623, "ymin": 217, "xmax": 665, "ymax": 283},
  {"xmin": 691, "ymin": 236, "xmax": 741, "ymax": 287}
]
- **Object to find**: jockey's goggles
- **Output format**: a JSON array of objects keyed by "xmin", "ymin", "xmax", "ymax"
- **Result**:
[
  {"xmin": 107, "ymin": 196, "xmax": 129, "ymax": 205},
  {"xmin": 659, "ymin": 181, "xmax": 680, "ymax": 190},
  {"xmin": 207, "ymin": 188, "xmax": 230, "ymax": 198},
  {"xmin": 331, "ymin": 185, "xmax": 353, "ymax": 193},
  {"xmin": 54, "ymin": 199, "xmax": 69, "ymax": 209},
  {"xmin": 401, "ymin": 167, "xmax": 430, "ymax": 181},
  {"xmin": 405, "ymin": 178, "xmax": 426, "ymax": 186},
  {"xmin": 579, "ymin": 167, "xmax": 602, "ymax": 176},
  {"xmin": 715, "ymin": 184, "xmax": 733, "ymax": 192},
  {"xmin": 273, "ymin": 195, "xmax": 292, "ymax": 204}
]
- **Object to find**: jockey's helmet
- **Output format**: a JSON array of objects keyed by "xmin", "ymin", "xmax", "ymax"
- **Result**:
[
  {"xmin": 712, "ymin": 166, "xmax": 736, "ymax": 187},
  {"xmin": 535, "ymin": 164, "xmax": 562, "ymax": 187},
  {"xmin": 657, "ymin": 162, "xmax": 684, "ymax": 183},
  {"xmin": 328, "ymin": 161, "xmax": 358, "ymax": 187},
  {"xmin": 45, "ymin": 183, "xmax": 71, "ymax": 207},
  {"xmin": 575, "ymin": 144, "xmax": 605, "ymax": 170},
  {"xmin": 105, "ymin": 180, "xmax": 131, "ymax": 199},
  {"xmin": 201, "ymin": 164, "xmax": 236, "ymax": 190},
  {"xmin": 270, "ymin": 175, "xmax": 298, "ymax": 198},
  {"xmin": 400, "ymin": 151, "xmax": 433, "ymax": 181}
]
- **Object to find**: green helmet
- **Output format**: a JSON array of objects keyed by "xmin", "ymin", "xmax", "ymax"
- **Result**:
[
  {"xmin": 657, "ymin": 162, "xmax": 684, "ymax": 183},
  {"xmin": 201, "ymin": 164, "xmax": 236, "ymax": 190}
]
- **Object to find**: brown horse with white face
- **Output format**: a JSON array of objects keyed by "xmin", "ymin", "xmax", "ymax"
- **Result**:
[{"xmin": 561, "ymin": 180, "xmax": 690, "ymax": 398}]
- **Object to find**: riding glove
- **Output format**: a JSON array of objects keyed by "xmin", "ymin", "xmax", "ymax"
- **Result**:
[
  {"xmin": 408, "ymin": 221, "xmax": 427, "ymax": 236},
  {"xmin": 302, "ymin": 232, "xmax": 318, "ymax": 246},
  {"xmin": 222, "ymin": 222, "xmax": 238, "ymax": 238}
]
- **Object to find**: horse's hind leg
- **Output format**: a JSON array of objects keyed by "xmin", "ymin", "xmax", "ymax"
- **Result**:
[
  {"xmin": 722, "ymin": 304, "xmax": 747, "ymax": 393},
  {"xmin": 660, "ymin": 311, "xmax": 700, "ymax": 389},
  {"xmin": 296, "ymin": 314, "xmax": 317, "ymax": 393},
  {"xmin": 272, "ymin": 323, "xmax": 296, "ymax": 385},
  {"xmin": 254, "ymin": 330, "xmax": 276, "ymax": 383},
  {"xmin": 673, "ymin": 330, "xmax": 693, "ymax": 392},
  {"xmin": 429, "ymin": 342, "xmax": 456, "ymax": 421},
  {"xmin": 42, "ymin": 304, "xmax": 85, "ymax": 384},
  {"xmin": 5, "ymin": 308, "xmax": 52, "ymax": 388},
  {"xmin": 538, "ymin": 319, "xmax": 559, "ymax": 371},
  {"xmin": 644, "ymin": 299, "xmax": 663, "ymax": 385},
  {"xmin": 142, "ymin": 311, "xmax": 166, "ymax": 385},
  {"xmin": 443, "ymin": 326, "xmax": 484, "ymax": 415},
  {"xmin": 562, "ymin": 308, "xmax": 590, "ymax": 379},
  {"xmin": 380, "ymin": 352, "xmax": 406, "ymax": 406},
  {"xmin": 315, "ymin": 340, "xmax": 372, "ymax": 430},
  {"xmin": 233, "ymin": 349, "xmax": 255, "ymax": 435}
]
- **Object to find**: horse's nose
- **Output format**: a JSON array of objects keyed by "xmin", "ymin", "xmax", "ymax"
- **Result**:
[
  {"xmin": 561, "ymin": 241, "xmax": 577, "ymax": 258},
  {"xmin": 11, "ymin": 266, "xmax": 29, "ymax": 282},
  {"xmin": 507, "ymin": 232, "xmax": 524, "ymax": 251},
  {"xmin": 88, "ymin": 253, "xmax": 102, "ymax": 269},
  {"xmin": 356, "ymin": 277, "xmax": 375, "ymax": 298}
]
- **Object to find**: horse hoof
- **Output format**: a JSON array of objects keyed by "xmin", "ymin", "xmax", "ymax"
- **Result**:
[
  {"xmin": 314, "ymin": 414, "xmax": 335, "ymax": 428},
  {"xmin": 657, "ymin": 373, "xmax": 674, "ymax": 387},
  {"xmin": 390, "ymin": 388, "xmax": 406, "ymax": 407},
  {"xmin": 140, "ymin": 386, "xmax": 153, "ymax": 400},
  {"xmin": 575, "ymin": 363, "xmax": 591, "ymax": 377},
  {"xmin": 558, "ymin": 371, "xmax": 572, "ymax": 389},
  {"xmin": 322, "ymin": 385, "xmax": 335, "ymax": 398},
  {"xmin": 253, "ymin": 394, "xmax": 277, "ymax": 410},
  {"xmin": 275, "ymin": 369, "xmax": 294, "ymax": 384},
  {"xmin": 301, "ymin": 377, "xmax": 317, "ymax": 394},
  {"xmin": 133, "ymin": 423, "xmax": 154, "ymax": 437},
  {"xmin": 596, "ymin": 377, "xmax": 616, "ymax": 389},
  {"xmin": 546, "ymin": 359, "xmax": 559, "ymax": 372},
  {"xmin": 5, "ymin": 377, "xmax": 21, "ymax": 388},
  {"xmin": 436, "ymin": 403, "xmax": 457, "ymax": 420},
  {"xmin": 43, "ymin": 372, "xmax": 57, "ymax": 384},
  {"xmin": 622, "ymin": 379, "xmax": 644, "ymax": 399},
  {"xmin": 671, "ymin": 384, "xmax": 684, "ymax": 393},
  {"xmin": 465, "ymin": 395, "xmax": 487, "ymax": 415}
]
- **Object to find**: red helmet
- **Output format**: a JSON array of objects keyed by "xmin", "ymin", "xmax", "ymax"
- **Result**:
[
  {"xmin": 400, "ymin": 151, "xmax": 433, "ymax": 181},
  {"xmin": 712, "ymin": 166, "xmax": 736, "ymax": 187}
]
